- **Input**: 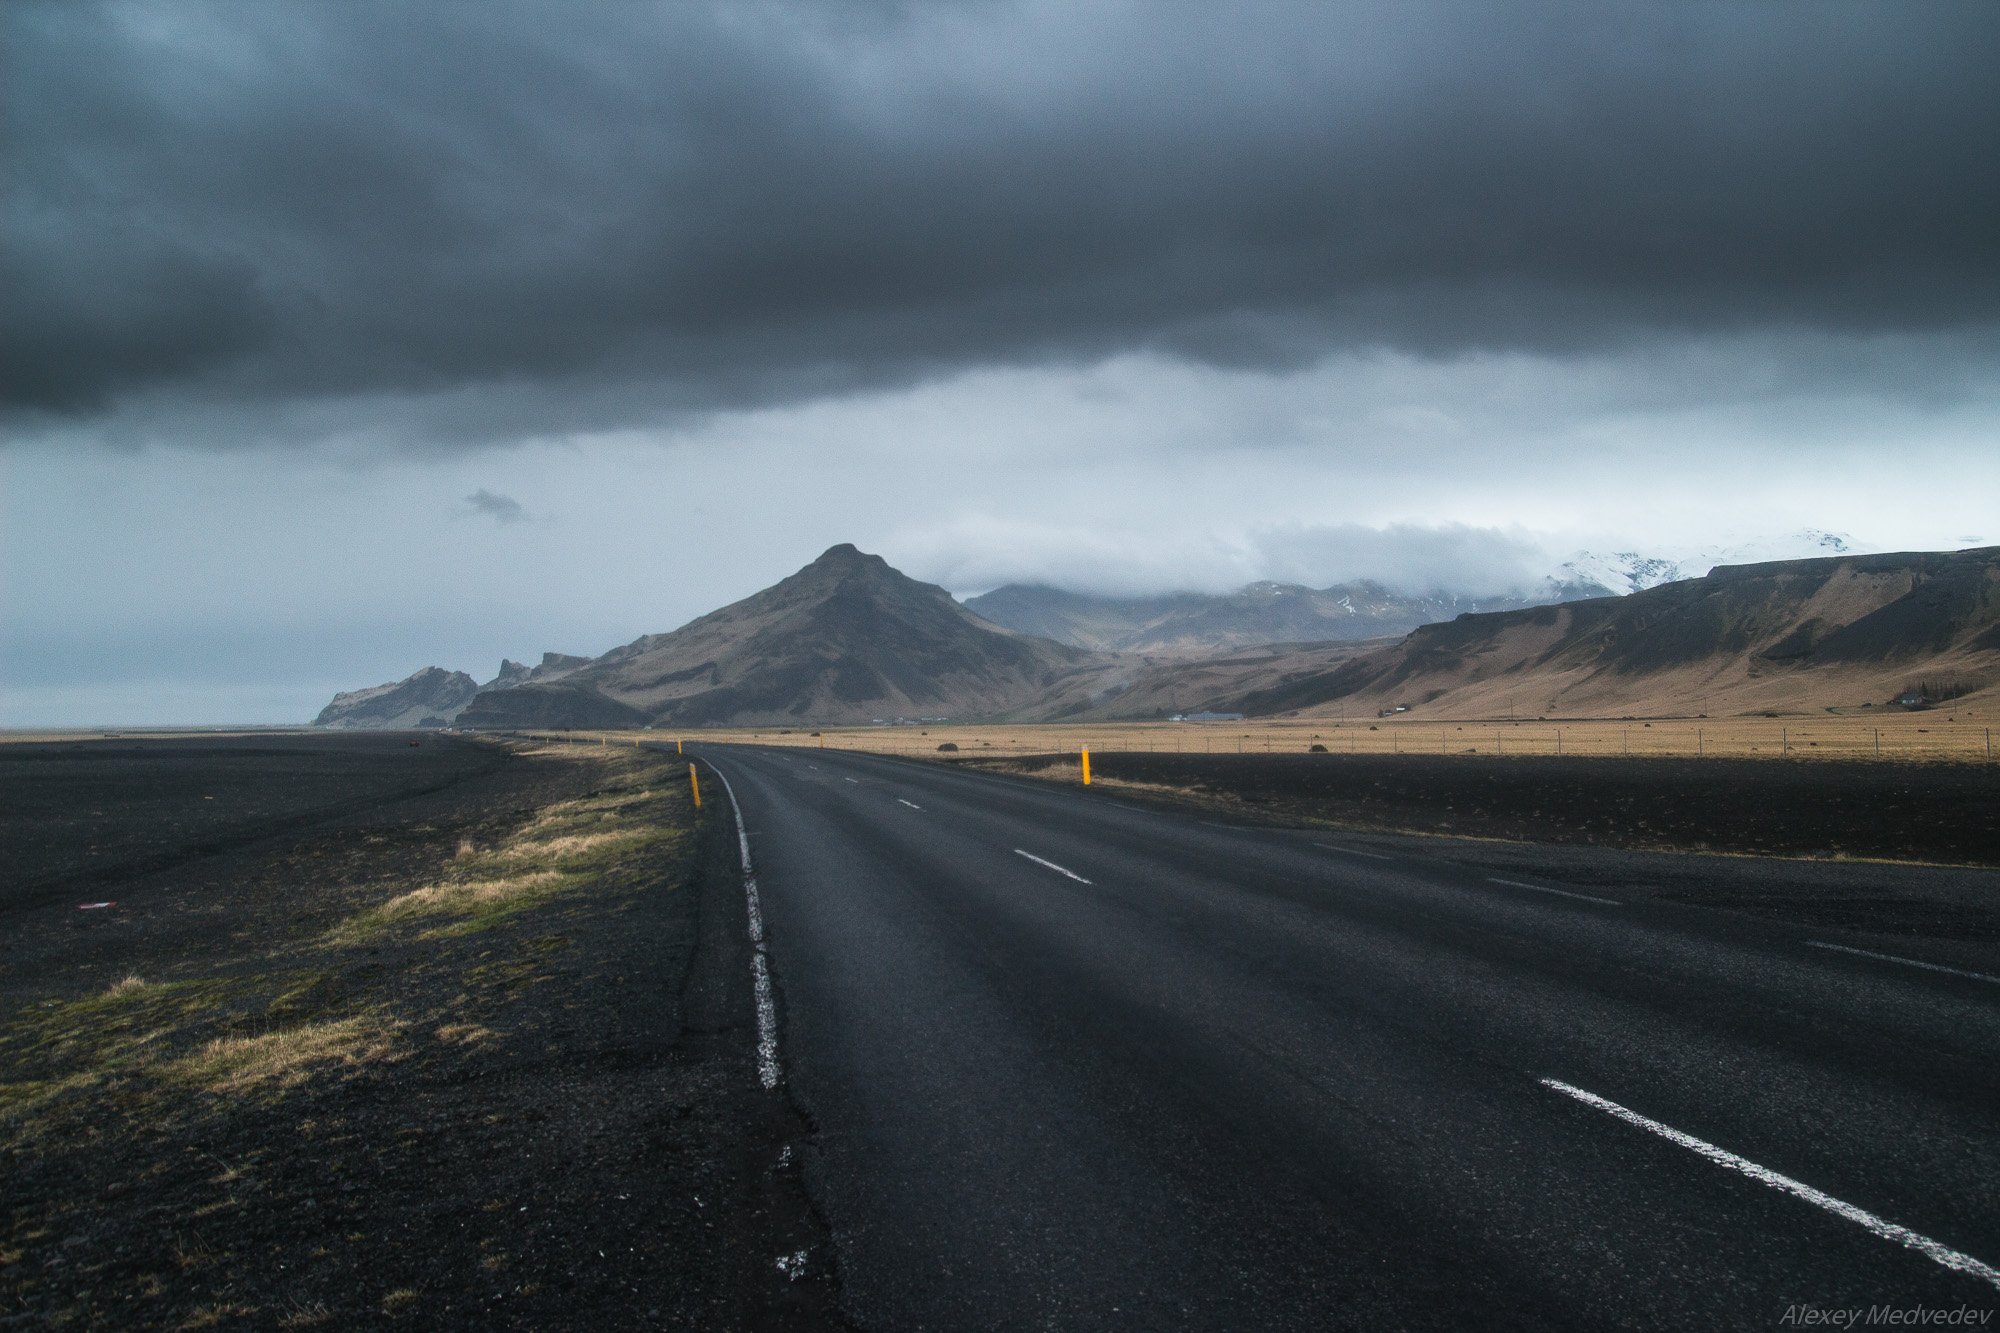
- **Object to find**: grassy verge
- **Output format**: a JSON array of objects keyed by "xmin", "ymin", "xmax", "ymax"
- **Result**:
[{"xmin": 3, "ymin": 746, "xmax": 685, "ymax": 1142}]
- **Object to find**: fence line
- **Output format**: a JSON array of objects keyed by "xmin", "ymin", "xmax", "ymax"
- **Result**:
[{"xmin": 534, "ymin": 719, "xmax": 1998, "ymax": 763}]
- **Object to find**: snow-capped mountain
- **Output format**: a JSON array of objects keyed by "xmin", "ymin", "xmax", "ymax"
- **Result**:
[{"xmin": 1556, "ymin": 531, "xmax": 1860, "ymax": 597}]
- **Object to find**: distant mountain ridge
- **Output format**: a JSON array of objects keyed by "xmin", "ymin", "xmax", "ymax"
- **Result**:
[
  {"xmin": 481, "ymin": 653, "xmax": 592, "ymax": 691},
  {"xmin": 963, "ymin": 580, "xmax": 1597, "ymax": 655},
  {"xmin": 314, "ymin": 667, "xmax": 479, "ymax": 729},
  {"xmin": 1219, "ymin": 545, "xmax": 2000, "ymax": 719},
  {"xmin": 1556, "ymin": 530, "xmax": 1858, "ymax": 597},
  {"xmin": 969, "ymin": 531, "xmax": 1868, "ymax": 654},
  {"xmin": 451, "ymin": 545, "xmax": 1119, "ymax": 729},
  {"xmin": 314, "ymin": 538, "xmax": 1991, "ymax": 729}
]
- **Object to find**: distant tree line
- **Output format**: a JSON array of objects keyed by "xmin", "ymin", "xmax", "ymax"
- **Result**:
[{"xmin": 1898, "ymin": 680, "xmax": 1975, "ymax": 706}]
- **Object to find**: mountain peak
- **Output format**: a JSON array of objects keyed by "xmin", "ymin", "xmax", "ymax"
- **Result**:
[
  {"xmin": 810, "ymin": 542, "xmax": 881, "ymax": 569},
  {"xmin": 794, "ymin": 543, "xmax": 903, "ymax": 588}
]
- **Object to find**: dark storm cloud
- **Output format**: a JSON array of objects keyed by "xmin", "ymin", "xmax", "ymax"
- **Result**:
[
  {"xmin": 7, "ymin": 0, "xmax": 1998, "ymax": 445},
  {"xmin": 463, "ymin": 489, "xmax": 527, "ymax": 524}
]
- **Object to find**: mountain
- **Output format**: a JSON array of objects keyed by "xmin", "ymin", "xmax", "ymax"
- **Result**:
[
  {"xmin": 1556, "ymin": 530, "xmax": 1859, "ymax": 597},
  {"xmin": 480, "ymin": 652, "xmax": 592, "ymax": 691},
  {"xmin": 1224, "ymin": 546, "xmax": 2000, "ymax": 719},
  {"xmin": 1068, "ymin": 640, "xmax": 1394, "ymax": 720},
  {"xmin": 318, "ymin": 539, "xmax": 1984, "ymax": 729},
  {"xmin": 485, "ymin": 660, "xmax": 534, "ymax": 690},
  {"xmin": 455, "ymin": 545, "xmax": 1119, "ymax": 728},
  {"xmin": 964, "ymin": 579, "xmax": 1597, "ymax": 655},
  {"xmin": 969, "ymin": 531, "xmax": 1872, "ymax": 655},
  {"xmin": 313, "ymin": 667, "xmax": 480, "ymax": 729},
  {"xmin": 312, "ymin": 652, "xmax": 595, "ymax": 730}
]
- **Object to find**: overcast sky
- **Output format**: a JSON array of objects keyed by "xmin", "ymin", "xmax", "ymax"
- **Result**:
[{"xmin": 6, "ymin": 0, "xmax": 1998, "ymax": 725}]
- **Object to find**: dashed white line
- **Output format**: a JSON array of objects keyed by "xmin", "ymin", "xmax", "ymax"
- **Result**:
[
  {"xmin": 897, "ymin": 798, "xmax": 923, "ymax": 810},
  {"xmin": 843, "ymin": 777, "xmax": 859, "ymax": 784},
  {"xmin": 1487, "ymin": 876, "xmax": 1620, "ymax": 906},
  {"xmin": 1316, "ymin": 842, "xmax": 1394, "ymax": 861},
  {"xmin": 1013, "ymin": 849, "xmax": 1092, "ymax": 884},
  {"xmin": 707, "ymin": 764, "xmax": 781, "ymax": 1091},
  {"xmin": 1808, "ymin": 940, "xmax": 2000, "ymax": 986},
  {"xmin": 1540, "ymin": 1077, "xmax": 2000, "ymax": 1290}
]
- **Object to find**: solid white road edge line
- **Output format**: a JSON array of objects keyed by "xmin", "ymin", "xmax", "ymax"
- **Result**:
[
  {"xmin": 1013, "ymin": 849, "xmax": 1092, "ymax": 884},
  {"xmin": 1808, "ymin": 940, "xmax": 2000, "ymax": 986},
  {"xmin": 1540, "ymin": 1077, "xmax": 2000, "ymax": 1290},
  {"xmin": 1315, "ymin": 843, "xmax": 1394, "ymax": 861},
  {"xmin": 708, "ymin": 763, "xmax": 781, "ymax": 1091},
  {"xmin": 1487, "ymin": 876, "xmax": 1620, "ymax": 906},
  {"xmin": 897, "ymin": 798, "xmax": 923, "ymax": 810}
]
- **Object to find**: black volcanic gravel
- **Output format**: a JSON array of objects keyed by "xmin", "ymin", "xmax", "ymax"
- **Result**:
[{"xmin": 995, "ymin": 751, "xmax": 2000, "ymax": 866}]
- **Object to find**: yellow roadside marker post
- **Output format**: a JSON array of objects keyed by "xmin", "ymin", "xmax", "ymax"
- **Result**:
[
  {"xmin": 688, "ymin": 763, "xmax": 702, "ymax": 808},
  {"xmin": 677, "ymin": 738, "xmax": 683, "ymax": 754},
  {"xmin": 1081, "ymin": 746, "xmax": 1091, "ymax": 786}
]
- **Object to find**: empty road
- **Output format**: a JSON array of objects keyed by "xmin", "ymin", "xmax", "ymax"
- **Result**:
[{"xmin": 688, "ymin": 744, "xmax": 2000, "ymax": 1330}]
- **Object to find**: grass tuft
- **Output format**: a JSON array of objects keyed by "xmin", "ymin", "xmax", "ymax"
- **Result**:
[{"xmin": 173, "ymin": 1017, "xmax": 397, "ymax": 1093}]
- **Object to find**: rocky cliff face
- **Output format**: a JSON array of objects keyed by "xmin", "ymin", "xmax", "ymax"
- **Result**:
[
  {"xmin": 483, "ymin": 660, "xmax": 534, "ymax": 690},
  {"xmin": 312, "ymin": 667, "xmax": 480, "ymax": 729},
  {"xmin": 480, "ymin": 653, "xmax": 591, "ymax": 691}
]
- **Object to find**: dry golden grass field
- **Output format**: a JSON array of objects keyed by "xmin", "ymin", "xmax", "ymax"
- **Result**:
[{"xmin": 544, "ymin": 706, "xmax": 1999, "ymax": 764}]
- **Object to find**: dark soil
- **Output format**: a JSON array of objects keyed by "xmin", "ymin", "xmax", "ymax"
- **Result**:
[
  {"xmin": 1, "ymin": 734, "xmax": 510, "ymax": 908},
  {"xmin": 981, "ymin": 751, "xmax": 2000, "ymax": 867},
  {"xmin": 1, "ymin": 735, "xmax": 839, "ymax": 1330}
]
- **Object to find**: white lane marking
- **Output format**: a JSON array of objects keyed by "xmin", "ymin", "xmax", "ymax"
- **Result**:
[
  {"xmin": 843, "ymin": 777, "xmax": 859, "ymax": 784},
  {"xmin": 1540, "ymin": 1078, "xmax": 2000, "ymax": 1290},
  {"xmin": 1315, "ymin": 842, "xmax": 1393, "ymax": 861},
  {"xmin": 897, "ymin": 798, "xmax": 923, "ymax": 810},
  {"xmin": 708, "ymin": 765, "xmax": 781, "ymax": 1090},
  {"xmin": 1808, "ymin": 940, "xmax": 2000, "ymax": 987},
  {"xmin": 1013, "ymin": 849, "xmax": 1092, "ymax": 884},
  {"xmin": 1487, "ymin": 876, "xmax": 1620, "ymax": 906}
]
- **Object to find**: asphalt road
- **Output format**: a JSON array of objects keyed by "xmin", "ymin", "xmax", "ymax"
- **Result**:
[{"xmin": 689, "ymin": 744, "xmax": 2000, "ymax": 1331}]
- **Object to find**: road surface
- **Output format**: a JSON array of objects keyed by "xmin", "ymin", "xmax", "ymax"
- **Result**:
[{"xmin": 690, "ymin": 744, "xmax": 2000, "ymax": 1330}]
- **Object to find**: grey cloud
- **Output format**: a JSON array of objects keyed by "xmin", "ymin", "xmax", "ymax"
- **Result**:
[
  {"xmin": 1248, "ymin": 523, "xmax": 1548, "ymax": 598},
  {"xmin": 902, "ymin": 518, "xmax": 1550, "ymax": 600},
  {"xmin": 463, "ymin": 488, "xmax": 527, "ymax": 524},
  {"xmin": 7, "ymin": 0, "xmax": 1999, "ymax": 446}
]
